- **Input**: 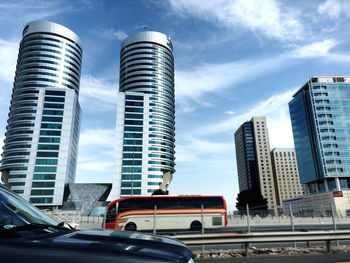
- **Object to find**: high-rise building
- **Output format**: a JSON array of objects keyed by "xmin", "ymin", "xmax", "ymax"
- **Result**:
[
  {"xmin": 234, "ymin": 116, "xmax": 278, "ymax": 212},
  {"xmin": 109, "ymin": 31, "xmax": 175, "ymax": 199},
  {"xmin": 0, "ymin": 21, "xmax": 82, "ymax": 206},
  {"xmin": 286, "ymin": 76, "xmax": 350, "ymax": 215},
  {"xmin": 270, "ymin": 148, "xmax": 306, "ymax": 207},
  {"xmin": 289, "ymin": 76, "xmax": 350, "ymax": 193}
]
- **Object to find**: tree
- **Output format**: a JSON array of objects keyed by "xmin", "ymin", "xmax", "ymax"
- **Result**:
[
  {"xmin": 235, "ymin": 189, "xmax": 268, "ymax": 212},
  {"xmin": 152, "ymin": 189, "xmax": 169, "ymax": 195}
]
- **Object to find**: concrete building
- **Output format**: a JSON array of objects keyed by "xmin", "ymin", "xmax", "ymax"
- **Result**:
[
  {"xmin": 234, "ymin": 116, "xmax": 278, "ymax": 213},
  {"xmin": 0, "ymin": 21, "xmax": 82, "ymax": 206},
  {"xmin": 287, "ymin": 76, "xmax": 350, "ymax": 215},
  {"xmin": 109, "ymin": 31, "xmax": 175, "ymax": 200},
  {"xmin": 270, "ymin": 148, "xmax": 306, "ymax": 208}
]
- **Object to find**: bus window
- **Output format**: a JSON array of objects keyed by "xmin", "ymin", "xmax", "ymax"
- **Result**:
[{"xmin": 106, "ymin": 203, "xmax": 116, "ymax": 223}]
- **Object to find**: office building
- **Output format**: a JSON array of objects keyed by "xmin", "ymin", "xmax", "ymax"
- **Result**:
[
  {"xmin": 109, "ymin": 31, "xmax": 175, "ymax": 199},
  {"xmin": 234, "ymin": 116, "xmax": 278, "ymax": 213},
  {"xmin": 287, "ymin": 76, "xmax": 350, "ymax": 215},
  {"xmin": 270, "ymin": 148, "xmax": 306, "ymax": 207},
  {"xmin": 0, "ymin": 21, "xmax": 82, "ymax": 206}
]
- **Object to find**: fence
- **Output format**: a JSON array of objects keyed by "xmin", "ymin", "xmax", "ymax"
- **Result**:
[
  {"xmin": 44, "ymin": 210, "xmax": 104, "ymax": 229},
  {"xmin": 44, "ymin": 204, "xmax": 350, "ymax": 232}
]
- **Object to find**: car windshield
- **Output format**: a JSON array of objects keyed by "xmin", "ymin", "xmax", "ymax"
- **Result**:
[{"xmin": 0, "ymin": 185, "xmax": 58, "ymax": 230}]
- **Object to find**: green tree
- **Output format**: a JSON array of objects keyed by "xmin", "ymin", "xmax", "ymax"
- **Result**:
[
  {"xmin": 152, "ymin": 189, "xmax": 169, "ymax": 195},
  {"xmin": 236, "ymin": 189, "xmax": 268, "ymax": 212}
]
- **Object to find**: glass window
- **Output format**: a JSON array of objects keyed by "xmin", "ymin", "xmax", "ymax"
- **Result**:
[
  {"xmin": 340, "ymin": 178, "xmax": 350, "ymax": 190},
  {"xmin": 42, "ymin": 110, "xmax": 63, "ymax": 116},
  {"xmin": 121, "ymin": 182, "xmax": 141, "ymax": 187},
  {"xmin": 32, "ymin": 182, "xmax": 55, "ymax": 188},
  {"xmin": 36, "ymin": 152, "xmax": 58, "ymax": 157},
  {"xmin": 42, "ymin": 116, "xmax": 63, "ymax": 122},
  {"xmin": 121, "ymin": 174, "xmax": 141, "ymax": 180},
  {"xmin": 39, "ymin": 130, "xmax": 61, "ymax": 136},
  {"xmin": 45, "ymin": 90, "xmax": 65, "ymax": 96},
  {"xmin": 126, "ymin": 95, "xmax": 144, "ymax": 101},
  {"xmin": 33, "ymin": 174, "xmax": 56, "ymax": 180},
  {"xmin": 106, "ymin": 203, "xmax": 116, "ymax": 223},
  {"xmin": 35, "ymin": 159, "xmax": 58, "ymax": 165},
  {"xmin": 30, "ymin": 197, "xmax": 53, "ymax": 204},
  {"xmin": 39, "ymin": 137, "xmax": 60, "ymax": 143},
  {"xmin": 44, "ymin": 96, "xmax": 65, "ymax": 102},
  {"xmin": 8, "ymin": 174, "xmax": 26, "ymax": 179},
  {"xmin": 10, "ymin": 182, "xmax": 25, "ymax": 186},
  {"xmin": 34, "ymin": 166, "xmax": 57, "ymax": 172},
  {"xmin": 31, "ymin": 189, "xmax": 54, "ymax": 196},
  {"xmin": 41, "ymin": 123, "xmax": 62, "ymax": 129},
  {"xmin": 44, "ymin": 103, "xmax": 64, "ymax": 109},
  {"xmin": 38, "ymin": 144, "xmax": 59, "ymax": 150}
]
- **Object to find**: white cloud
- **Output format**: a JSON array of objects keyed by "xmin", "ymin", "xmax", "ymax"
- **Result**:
[
  {"xmin": 293, "ymin": 39, "xmax": 337, "ymax": 58},
  {"xmin": 0, "ymin": 1, "xmax": 71, "ymax": 26},
  {"xmin": 175, "ymin": 39, "xmax": 343, "ymax": 112},
  {"xmin": 193, "ymin": 89, "xmax": 296, "ymax": 148},
  {"xmin": 225, "ymin": 110, "xmax": 235, "ymax": 115},
  {"xmin": 79, "ymin": 128, "xmax": 115, "ymax": 148},
  {"xmin": 176, "ymin": 136, "xmax": 233, "ymax": 163},
  {"xmin": 79, "ymin": 75, "xmax": 117, "ymax": 111},
  {"xmin": 76, "ymin": 128, "xmax": 115, "ymax": 180},
  {"xmin": 77, "ymin": 161, "xmax": 113, "ymax": 172},
  {"xmin": 98, "ymin": 29, "xmax": 128, "ymax": 40},
  {"xmin": 318, "ymin": 0, "xmax": 350, "ymax": 19},
  {"xmin": 169, "ymin": 0, "xmax": 304, "ymax": 42},
  {"xmin": 0, "ymin": 39, "xmax": 18, "ymax": 83},
  {"xmin": 175, "ymin": 54, "xmax": 290, "ymax": 105}
]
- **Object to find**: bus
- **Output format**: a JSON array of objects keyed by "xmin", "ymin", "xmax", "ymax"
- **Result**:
[{"xmin": 105, "ymin": 195, "xmax": 227, "ymax": 231}]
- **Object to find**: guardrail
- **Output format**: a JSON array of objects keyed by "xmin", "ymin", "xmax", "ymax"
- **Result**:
[{"xmin": 173, "ymin": 230, "xmax": 350, "ymax": 256}]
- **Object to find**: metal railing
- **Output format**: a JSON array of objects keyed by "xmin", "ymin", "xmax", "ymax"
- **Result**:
[{"xmin": 173, "ymin": 230, "xmax": 350, "ymax": 256}]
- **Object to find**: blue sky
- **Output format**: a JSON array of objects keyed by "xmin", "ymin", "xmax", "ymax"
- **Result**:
[{"xmin": 1, "ymin": 0, "xmax": 350, "ymax": 209}]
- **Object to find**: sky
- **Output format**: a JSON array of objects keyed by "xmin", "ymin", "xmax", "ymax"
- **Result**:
[{"xmin": 1, "ymin": 0, "xmax": 350, "ymax": 210}]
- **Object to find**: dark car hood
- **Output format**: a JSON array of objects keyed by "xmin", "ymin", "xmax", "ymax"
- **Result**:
[{"xmin": 0, "ymin": 229, "xmax": 192, "ymax": 263}]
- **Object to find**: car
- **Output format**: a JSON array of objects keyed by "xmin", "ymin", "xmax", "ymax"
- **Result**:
[{"xmin": 0, "ymin": 184, "xmax": 194, "ymax": 263}]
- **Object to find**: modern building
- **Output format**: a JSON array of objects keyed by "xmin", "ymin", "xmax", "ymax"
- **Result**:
[
  {"xmin": 109, "ymin": 31, "xmax": 175, "ymax": 200},
  {"xmin": 287, "ymin": 76, "xmax": 350, "ymax": 215},
  {"xmin": 270, "ymin": 148, "xmax": 306, "ymax": 208},
  {"xmin": 62, "ymin": 183, "xmax": 112, "ymax": 216},
  {"xmin": 234, "ymin": 116, "xmax": 278, "ymax": 213},
  {"xmin": 0, "ymin": 21, "xmax": 82, "ymax": 207}
]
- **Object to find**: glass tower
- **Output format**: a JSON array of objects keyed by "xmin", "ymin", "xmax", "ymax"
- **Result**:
[
  {"xmin": 109, "ymin": 31, "xmax": 175, "ymax": 199},
  {"xmin": 289, "ymin": 76, "xmax": 350, "ymax": 193},
  {"xmin": 0, "ymin": 21, "xmax": 82, "ymax": 206}
]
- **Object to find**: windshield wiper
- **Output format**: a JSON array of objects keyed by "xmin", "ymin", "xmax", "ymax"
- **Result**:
[{"xmin": 0, "ymin": 222, "xmax": 73, "ymax": 234}]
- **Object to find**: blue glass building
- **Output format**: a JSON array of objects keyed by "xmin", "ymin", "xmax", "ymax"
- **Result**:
[{"xmin": 289, "ymin": 76, "xmax": 350, "ymax": 194}]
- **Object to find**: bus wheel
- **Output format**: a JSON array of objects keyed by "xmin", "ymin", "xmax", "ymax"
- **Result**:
[
  {"xmin": 190, "ymin": 221, "xmax": 202, "ymax": 231},
  {"xmin": 124, "ymin": 222, "xmax": 137, "ymax": 231}
]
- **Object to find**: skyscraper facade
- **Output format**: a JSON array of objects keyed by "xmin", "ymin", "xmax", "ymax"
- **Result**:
[
  {"xmin": 234, "ymin": 116, "xmax": 278, "ymax": 212},
  {"xmin": 109, "ymin": 31, "xmax": 175, "ymax": 199},
  {"xmin": 289, "ymin": 76, "xmax": 350, "ymax": 193},
  {"xmin": 270, "ymin": 148, "xmax": 306, "ymax": 206},
  {"xmin": 0, "ymin": 21, "xmax": 82, "ymax": 206}
]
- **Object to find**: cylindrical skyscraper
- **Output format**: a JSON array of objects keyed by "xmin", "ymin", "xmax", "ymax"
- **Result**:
[
  {"xmin": 0, "ymin": 21, "xmax": 82, "ymax": 206},
  {"xmin": 110, "ymin": 31, "xmax": 175, "ymax": 199}
]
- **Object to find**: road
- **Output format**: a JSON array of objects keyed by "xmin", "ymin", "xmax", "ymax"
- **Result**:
[{"xmin": 197, "ymin": 253, "xmax": 350, "ymax": 262}]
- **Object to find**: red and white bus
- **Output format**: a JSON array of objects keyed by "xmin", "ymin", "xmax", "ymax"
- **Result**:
[{"xmin": 105, "ymin": 195, "xmax": 227, "ymax": 231}]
